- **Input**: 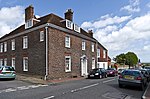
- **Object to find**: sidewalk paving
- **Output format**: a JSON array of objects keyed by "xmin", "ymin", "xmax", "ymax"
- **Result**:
[
  {"xmin": 142, "ymin": 82, "xmax": 150, "ymax": 99},
  {"xmin": 16, "ymin": 74, "xmax": 85, "ymax": 85}
]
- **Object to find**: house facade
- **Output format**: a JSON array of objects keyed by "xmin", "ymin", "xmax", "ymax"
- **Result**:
[
  {"xmin": 97, "ymin": 42, "xmax": 108, "ymax": 69},
  {"xmin": 0, "ymin": 5, "xmax": 108, "ymax": 80}
]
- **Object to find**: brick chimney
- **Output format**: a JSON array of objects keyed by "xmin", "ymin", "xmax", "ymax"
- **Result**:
[
  {"xmin": 25, "ymin": 5, "xmax": 34, "ymax": 22},
  {"xmin": 88, "ymin": 30, "xmax": 93, "ymax": 37},
  {"xmin": 65, "ymin": 9, "xmax": 73, "ymax": 21}
]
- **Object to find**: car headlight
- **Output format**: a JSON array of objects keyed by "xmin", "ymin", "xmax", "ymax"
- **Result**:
[{"xmin": 95, "ymin": 73, "xmax": 99, "ymax": 75}]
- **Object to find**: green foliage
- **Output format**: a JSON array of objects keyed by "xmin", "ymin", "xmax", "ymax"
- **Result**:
[{"xmin": 114, "ymin": 52, "xmax": 138, "ymax": 68}]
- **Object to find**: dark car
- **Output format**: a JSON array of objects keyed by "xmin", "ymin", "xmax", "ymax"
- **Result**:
[
  {"xmin": 107, "ymin": 68, "xmax": 118, "ymax": 76},
  {"xmin": 138, "ymin": 69, "xmax": 150, "ymax": 82},
  {"xmin": 118, "ymin": 69, "xmax": 125, "ymax": 75},
  {"xmin": 118, "ymin": 69, "xmax": 147, "ymax": 90},
  {"xmin": 88, "ymin": 68, "xmax": 107, "ymax": 79}
]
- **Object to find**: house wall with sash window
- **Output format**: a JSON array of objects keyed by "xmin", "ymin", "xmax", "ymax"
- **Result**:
[{"xmin": 0, "ymin": 5, "xmax": 108, "ymax": 80}]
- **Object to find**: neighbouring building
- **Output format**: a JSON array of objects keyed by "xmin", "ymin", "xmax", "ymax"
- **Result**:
[
  {"xmin": 0, "ymin": 5, "xmax": 108, "ymax": 80},
  {"xmin": 97, "ymin": 42, "xmax": 108, "ymax": 69}
]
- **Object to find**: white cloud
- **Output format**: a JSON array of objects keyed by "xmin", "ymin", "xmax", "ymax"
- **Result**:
[
  {"xmin": 120, "ymin": 0, "xmax": 140, "ymax": 13},
  {"xmin": 81, "ymin": 13, "xmax": 150, "ymax": 62},
  {"xmin": 81, "ymin": 14, "xmax": 131, "ymax": 29},
  {"xmin": 143, "ymin": 45, "xmax": 150, "ymax": 50},
  {"xmin": 0, "ymin": 6, "xmax": 24, "ymax": 37}
]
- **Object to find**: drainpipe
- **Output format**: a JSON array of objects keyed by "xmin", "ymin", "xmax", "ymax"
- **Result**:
[{"xmin": 44, "ymin": 26, "xmax": 48, "ymax": 80}]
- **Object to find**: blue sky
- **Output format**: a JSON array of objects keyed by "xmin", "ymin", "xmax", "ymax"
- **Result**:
[{"xmin": 0, "ymin": 0, "xmax": 150, "ymax": 62}]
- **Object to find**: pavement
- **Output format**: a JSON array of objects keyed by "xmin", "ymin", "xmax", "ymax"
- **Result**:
[
  {"xmin": 16, "ymin": 74, "xmax": 85, "ymax": 85},
  {"xmin": 142, "ymin": 82, "xmax": 150, "ymax": 99}
]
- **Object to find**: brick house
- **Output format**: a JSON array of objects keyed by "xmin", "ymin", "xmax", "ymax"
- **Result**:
[
  {"xmin": 0, "ymin": 5, "xmax": 108, "ymax": 80},
  {"xmin": 97, "ymin": 42, "xmax": 108, "ymax": 69}
]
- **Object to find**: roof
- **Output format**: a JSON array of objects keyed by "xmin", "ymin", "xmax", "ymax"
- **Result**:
[{"xmin": 0, "ymin": 13, "xmax": 94, "ymax": 41}]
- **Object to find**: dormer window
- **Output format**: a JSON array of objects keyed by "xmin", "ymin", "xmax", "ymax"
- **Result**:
[
  {"xmin": 25, "ymin": 19, "xmax": 33, "ymax": 29},
  {"xmin": 74, "ymin": 24, "xmax": 80, "ymax": 33},
  {"xmin": 66, "ymin": 19, "xmax": 73, "ymax": 29}
]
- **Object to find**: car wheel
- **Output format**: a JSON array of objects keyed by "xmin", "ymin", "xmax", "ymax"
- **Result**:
[
  {"xmin": 105, "ymin": 74, "xmax": 107, "ymax": 78},
  {"xmin": 99, "ymin": 75, "xmax": 102, "ymax": 79}
]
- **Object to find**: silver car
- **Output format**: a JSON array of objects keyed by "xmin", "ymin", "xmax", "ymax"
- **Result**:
[
  {"xmin": 118, "ymin": 69, "xmax": 147, "ymax": 91},
  {"xmin": 0, "ymin": 66, "xmax": 16, "ymax": 79}
]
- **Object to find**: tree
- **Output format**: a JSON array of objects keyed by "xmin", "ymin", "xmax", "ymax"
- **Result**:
[
  {"xmin": 113, "ymin": 53, "xmax": 126, "ymax": 65},
  {"xmin": 114, "ymin": 52, "xmax": 138, "ymax": 68},
  {"xmin": 125, "ymin": 52, "xmax": 138, "ymax": 68}
]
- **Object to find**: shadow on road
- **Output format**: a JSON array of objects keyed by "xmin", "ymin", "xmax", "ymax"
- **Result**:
[{"xmin": 0, "ymin": 78, "xmax": 15, "ymax": 81}]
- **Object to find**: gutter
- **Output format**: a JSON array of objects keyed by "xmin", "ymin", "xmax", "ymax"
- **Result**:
[{"xmin": 44, "ymin": 26, "xmax": 48, "ymax": 80}]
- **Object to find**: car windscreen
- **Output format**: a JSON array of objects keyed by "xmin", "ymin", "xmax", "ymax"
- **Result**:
[
  {"xmin": 145, "ymin": 67, "xmax": 150, "ymax": 69},
  {"xmin": 123, "ymin": 70, "xmax": 140, "ymax": 76},
  {"xmin": 91, "ymin": 69, "xmax": 99, "ymax": 73},
  {"xmin": 107, "ymin": 68, "xmax": 115, "ymax": 70},
  {"xmin": 3, "ymin": 67, "xmax": 15, "ymax": 71}
]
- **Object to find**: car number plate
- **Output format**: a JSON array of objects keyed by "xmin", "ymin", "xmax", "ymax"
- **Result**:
[
  {"xmin": 90, "ymin": 75, "xmax": 94, "ymax": 77},
  {"xmin": 124, "ymin": 75, "xmax": 134, "ymax": 80}
]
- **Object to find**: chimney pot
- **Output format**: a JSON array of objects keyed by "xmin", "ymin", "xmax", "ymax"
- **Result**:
[{"xmin": 65, "ymin": 9, "xmax": 73, "ymax": 21}]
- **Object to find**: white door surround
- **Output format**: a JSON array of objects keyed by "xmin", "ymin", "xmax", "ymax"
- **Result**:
[{"xmin": 81, "ymin": 55, "xmax": 88, "ymax": 76}]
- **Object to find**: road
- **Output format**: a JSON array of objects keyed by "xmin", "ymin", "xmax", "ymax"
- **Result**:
[{"xmin": 0, "ymin": 77, "xmax": 145, "ymax": 99}]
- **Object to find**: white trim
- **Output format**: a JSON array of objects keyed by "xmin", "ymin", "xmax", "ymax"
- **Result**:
[
  {"xmin": 12, "ymin": 57, "xmax": 15, "ymax": 69},
  {"xmin": 65, "ymin": 56, "xmax": 71, "ymax": 72},
  {"xmin": 40, "ymin": 31, "xmax": 44, "ymax": 42},
  {"xmin": 23, "ymin": 57, "xmax": 28, "ymax": 71},
  {"xmin": 82, "ymin": 40, "xmax": 86, "ymax": 50},
  {"xmin": 66, "ymin": 19, "xmax": 73, "ymax": 30},
  {"xmin": 97, "ymin": 62, "xmax": 108, "ymax": 69},
  {"xmin": 74, "ymin": 24, "xmax": 80, "ymax": 33},
  {"xmin": 11, "ymin": 39, "xmax": 15, "ymax": 50},
  {"xmin": 25, "ymin": 19, "xmax": 33, "ymax": 29},
  {"xmin": 4, "ymin": 58, "xmax": 7, "ymax": 66},
  {"xmin": 65, "ymin": 35, "xmax": 70, "ymax": 48},
  {"xmin": 92, "ymin": 43, "xmax": 94, "ymax": 52},
  {"xmin": 23, "ymin": 36, "xmax": 28, "ymax": 49},
  {"xmin": 4, "ymin": 42, "xmax": 7, "ymax": 52},
  {"xmin": 45, "ymin": 27, "xmax": 48, "ymax": 80}
]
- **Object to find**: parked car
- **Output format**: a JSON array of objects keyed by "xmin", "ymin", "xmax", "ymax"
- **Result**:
[
  {"xmin": 118, "ymin": 69, "xmax": 147, "ymax": 90},
  {"xmin": 118, "ymin": 69, "xmax": 125, "ymax": 75},
  {"xmin": 138, "ymin": 69, "xmax": 150, "ymax": 82},
  {"xmin": 107, "ymin": 68, "xmax": 118, "ymax": 76},
  {"xmin": 0, "ymin": 66, "xmax": 16, "ymax": 79},
  {"xmin": 88, "ymin": 68, "xmax": 107, "ymax": 79}
]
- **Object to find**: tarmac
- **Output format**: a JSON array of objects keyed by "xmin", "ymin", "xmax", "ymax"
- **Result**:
[{"xmin": 16, "ymin": 74, "xmax": 150, "ymax": 99}]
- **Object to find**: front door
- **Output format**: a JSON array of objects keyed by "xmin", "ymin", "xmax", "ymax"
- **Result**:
[{"xmin": 81, "ymin": 58, "xmax": 88, "ymax": 76}]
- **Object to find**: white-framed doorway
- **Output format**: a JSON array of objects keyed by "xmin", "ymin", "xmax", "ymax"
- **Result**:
[{"xmin": 81, "ymin": 55, "xmax": 88, "ymax": 76}]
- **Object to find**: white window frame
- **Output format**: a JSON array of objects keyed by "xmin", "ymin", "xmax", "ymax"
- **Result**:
[
  {"xmin": 23, "ymin": 36, "xmax": 28, "ymax": 49},
  {"xmin": 82, "ymin": 40, "xmax": 86, "ymax": 51},
  {"xmin": 0, "ymin": 43, "xmax": 3, "ymax": 53},
  {"xmin": 92, "ymin": 57, "xmax": 95, "ymax": 69},
  {"xmin": 25, "ymin": 19, "xmax": 33, "ymax": 29},
  {"xmin": 0, "ymin": 59, "xmax": 3, "ymax": 66},
  {"xmin": 74, "ymin": 24, "xmax": 80, "ymax": 33},
  {"xmin": 66, "ymin": 19, "xmax": 73, "ymax": 29},
  {"xmin": 4, "ymin": 58, "xmax": 7, "ymax": 66},
  {"xmin": 11, "ymin": 39, "xmax": 15, "ymax": 50},
  {"xmin": 40, "ymin": 31, "xmax": 44, "ymax": 42},
  {"xmin": 65, "ymin": 56, "xmax": 71, "ymax": 72},
  {"xmin": 12, "ymin": 58, "xmax": 15, "ymax": 69},
  {"xmin": 23, "ymin": 57, "xmax": 28, "ymax": 71},
  {"xmin": 97, "ymin": 49, "xmax": 100, "ymax": 58},
  {"xmin": 92, "ymin": 43, "xmax": 94, "ymax": 52},
  {"xmin": 65, "ymin": 35, "xmax": 70, "ymax": 48},
  {"xmin": 4, "ymin": 42, "xmax": 7, "ymax": 52},
  {"xmin": 103, "ymin": 50, "xmax": 106, "ymax": 58}
]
